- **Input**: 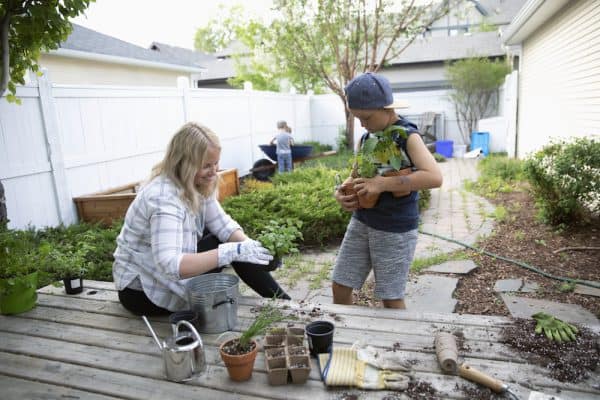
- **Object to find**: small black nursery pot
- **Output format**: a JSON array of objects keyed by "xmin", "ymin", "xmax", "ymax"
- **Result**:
[{"xmin": 63, "ymin": 277, "xmax": 84, "ymax": 295}]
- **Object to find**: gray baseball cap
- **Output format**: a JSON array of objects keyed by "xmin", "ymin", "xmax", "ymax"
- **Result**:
[{"xmin": 345, "ymin": 72, "xmax": 409, "ymax": 110}]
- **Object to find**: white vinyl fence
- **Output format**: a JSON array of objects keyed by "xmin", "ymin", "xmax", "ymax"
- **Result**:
[{"xmin": 1, "ymin": 73, "xmax": 470, "ymax": 230}]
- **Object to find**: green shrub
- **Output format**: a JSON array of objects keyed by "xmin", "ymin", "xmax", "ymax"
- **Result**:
[
  {"xmin": 433, "ymin": 153, "xmax": 447, "ymax": 162},
  {"xmin": 479, "ymin": 153, "xmax": 524, "ymax": 182},
  {"xmin": 466, "ymin": 153, "xmax": 525, "ymax": 197},
  {"xmin": 296, "ymin": 141, "xmax": 333, "ymax": 155},
  {"xmin": 223, "ymin": 166, "xmax": 350, "ymax": 246},
  {"xmin": 524, "ymin": 136, "xmax": 600, "ymax": 225},
  {"xmin": 0, "ymin": 228, "xmax": 41, "ymax": 280}
]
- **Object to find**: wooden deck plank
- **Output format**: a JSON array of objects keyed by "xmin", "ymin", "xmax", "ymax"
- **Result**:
[
  {"xmin": 0, "ymin": 375, "xmax": 122, "ymax": 400},
  {"xmin": 0, "ymin": 352, "xmax": 264, "ymax": 400},
  {"xmin": 0, "ymin": 280, "xmax": 595, "ymax": 400}
]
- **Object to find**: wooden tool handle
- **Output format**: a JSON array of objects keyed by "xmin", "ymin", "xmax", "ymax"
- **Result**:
[{"xmin": 458, "ymin": 363, "xmax": 506, "ymax": 393}]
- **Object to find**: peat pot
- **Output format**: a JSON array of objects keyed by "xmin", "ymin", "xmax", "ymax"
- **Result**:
[{"xmin": 187, "ymin": 274, "xmax": 239, "ymax": 333}]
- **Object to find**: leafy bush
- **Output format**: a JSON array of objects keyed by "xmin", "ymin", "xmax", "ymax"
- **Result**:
[
  {"xmin": 524, "ymin": 136, "xmax": 600, "ymax": 225},
  {"xmin": 223, "ymin": 166, "xmax": 350, "ymax": 246},
  {"xmin": 296, "ymin": 140, "xmax": 333, "ymax": 155},
  {"xmin": 0, "ymin": 228, "xmax": 40, "ymax": 279},
  {"xmin": 37, "ymin": 221, "xmax": 121, "ymax": 282},
  {"xmin": 239, "ymin": 178, "xmax": 273, "ymax": 194},
  {"xmin": 433, "ymin": 153, "xmax": 447, "ymax": 162},
  {"xmin": 466, "ymin": 153, "xmax": 525, "ymax": 197}
]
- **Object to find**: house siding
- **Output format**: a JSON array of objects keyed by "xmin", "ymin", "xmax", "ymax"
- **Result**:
[
  {"xmin": 517, "ymin": 0, "xmax": 600, "ymax": 157},
  {"xmin": 39, "ymin": 55, "xmax": 186, "ymax": 86}
]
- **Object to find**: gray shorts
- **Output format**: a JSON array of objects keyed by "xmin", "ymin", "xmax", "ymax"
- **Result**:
[{"xmin": 333, "ymin": 217, "xmax": 418, "ymax": 300}]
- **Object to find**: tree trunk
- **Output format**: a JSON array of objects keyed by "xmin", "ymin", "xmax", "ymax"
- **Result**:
[
  {"xmin": 0, "ymin": 180, "xmax": 7, "ymax": 229},
  {"xmin": 345, "ymin": 110, "xmax": 355, "ymax": 151},
  {"xmin": 0, "ymin": 10, "xmax": 11, "ymax": 97}
]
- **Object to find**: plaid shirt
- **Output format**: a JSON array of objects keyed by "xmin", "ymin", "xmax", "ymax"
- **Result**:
[{"xmin": 113, "ymin": 175, "xmax": 241, "ymax": 311}]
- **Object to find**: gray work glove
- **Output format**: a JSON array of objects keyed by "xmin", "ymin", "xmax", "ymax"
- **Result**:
[{"xmin": 217, "ymin": 239, "xmax": 273, "ymax": 267}]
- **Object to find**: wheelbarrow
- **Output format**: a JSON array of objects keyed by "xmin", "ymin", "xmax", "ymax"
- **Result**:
[{"xmin": 251, "ymin": 144, "xmax": 313, "ymax": 180}]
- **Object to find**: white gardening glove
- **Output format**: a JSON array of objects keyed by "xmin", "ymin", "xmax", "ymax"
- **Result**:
[
  {"xmin": 319, "ymin": 347, "xmax": 412, "ymax": 391},
  {"xmin": 355, "ymin": 343, "xmax": 412, "ymax": 372},
  {"xmin": 217, "ymin": 239, "xmax": 273, "ymax": 267}
]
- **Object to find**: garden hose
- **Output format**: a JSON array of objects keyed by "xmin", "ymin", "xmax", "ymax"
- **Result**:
[{"xmin": 419, "ymin": 230, "xmax": 600, "ymax": 290}]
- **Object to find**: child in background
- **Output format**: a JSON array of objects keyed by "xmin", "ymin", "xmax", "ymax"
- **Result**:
[{"xmin": 270, "ymin": 120, "xmax": 294, "ymax": 172}]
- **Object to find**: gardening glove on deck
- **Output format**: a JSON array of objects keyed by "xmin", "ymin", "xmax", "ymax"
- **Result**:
[
  {"xmin": 354, "ymin": 342, "xmax": 413, "ymax": 373},
  {"xmin": 217, "ymin": 239, "xmax": 273, "ymax": 267},
  {"xmin": 318, "ymin": 347, "xmax": 411, "ymax": 391},
  {"xmin": 532, "ymin": 312, "xmax": 578, "ymax": 342}
]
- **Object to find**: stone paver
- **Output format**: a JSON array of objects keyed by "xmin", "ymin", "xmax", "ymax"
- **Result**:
[
  {"xmin": 404, "ymin": 275, "xmax": 458, "ymax": 313},
  {"xmin": 574, "ymin": 284, "xmax": 600, "ymax": 298},
  {"xmin": 494, "ymin": 279, "xmax": 523, "ymax": 292},
  {"xmin": 423, "ymin": 260, "xmax": 478, "ymax": 274},
  {"xmin": 415, "ymin": 158, "xmax": 495, "ymax": 260},
  {"xmin": 493, "ymin": 279, "xmax": 540, "ymax": 293},
  {"xmin": 500, "ymin": 294, "xmax": 600, "ymax": 332}
]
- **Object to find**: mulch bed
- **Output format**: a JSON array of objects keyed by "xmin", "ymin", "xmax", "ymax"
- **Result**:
[
  {"xmin": 501, "ymin": 319, "xmax": 599, "ymax": 383},
  {"xmin": 454, "ymin": 190, "xmax": 600, "ymax": 317}
]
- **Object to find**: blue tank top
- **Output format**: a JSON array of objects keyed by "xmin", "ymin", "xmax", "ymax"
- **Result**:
[{"xmin": 354, "ymin": 117, "xmax": 420, "ymax": 233}]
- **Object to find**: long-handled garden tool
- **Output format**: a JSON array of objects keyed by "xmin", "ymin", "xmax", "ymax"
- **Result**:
[{"xmin": 434, "ymin": 331, "xmax": 561, "ymax": 400}]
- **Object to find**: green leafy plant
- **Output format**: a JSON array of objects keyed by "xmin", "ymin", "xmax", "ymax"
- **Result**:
[
  {"xmin": 0, "ymin": 229, "xmax": 37, "ymax": 277},
  {"xmin": 524, "ymin": 136, "xmax": 600, "ymax": 225},
  {"xmin": 256, "ymin": 218, "xmax": 303, "ymax": 259},
  {"xmin": 353, "ymin": 125, "xmax": 411, "ymax": 178},
  {"xmin": 44, "ymin": 243, "xmax": 91, "ymax": 279}
]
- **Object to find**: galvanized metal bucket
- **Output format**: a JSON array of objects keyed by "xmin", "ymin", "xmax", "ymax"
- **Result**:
[{"xmin": 187, "ymin": 274, "xmax": 239, "ymax": 333}]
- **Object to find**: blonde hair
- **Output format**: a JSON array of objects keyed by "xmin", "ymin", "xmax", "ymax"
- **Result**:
[{"xmin": 150, "ymin": 122, "xmax": 221, "ymax": 212}]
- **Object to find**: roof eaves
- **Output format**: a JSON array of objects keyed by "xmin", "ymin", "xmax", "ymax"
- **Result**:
[
  {"xmin": 502, "ymin": 0, "xmax": 569, "ymax": 45},
  {"xmin": 48, "ymin": 48, "xmax": 206, "ymax": 73}
]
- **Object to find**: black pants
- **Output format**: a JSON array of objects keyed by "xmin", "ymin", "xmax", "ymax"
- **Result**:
[{"xmin": 118, "ymin": 233, "xmax": 290, "ymax": 315}]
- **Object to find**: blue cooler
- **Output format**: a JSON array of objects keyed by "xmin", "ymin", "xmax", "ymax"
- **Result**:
[
  {"xmin": 435, "ymin": 140, "xmax": 453, "ymax": 158},
  {"xmin": 470, "ymin": 132, "xmax": 490, "ymax": 156}
]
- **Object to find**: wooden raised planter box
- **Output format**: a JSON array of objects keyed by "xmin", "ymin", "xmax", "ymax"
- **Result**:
[{"xmin": 73, "ymin": 168, "xmax": 240, "ymax": 225}]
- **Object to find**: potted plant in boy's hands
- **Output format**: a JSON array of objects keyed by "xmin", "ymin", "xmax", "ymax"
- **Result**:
[
  {"xmin": 46, "ymin": 243, "xmax": 91, "ymax": 295},
  {"xmin": 219, "ymin": 301, "xmax": 286, "ymax": 381},
  {"xmin": 0, "ymin": 229, "xmax": 39, "ymax": 315},
  {"xmin": 345, "ymin": 125, "xmax": 413, "ymax": 208},
  {"xmin": 256, "ymin": 218, "xmax": 303, "ymax": 271}
]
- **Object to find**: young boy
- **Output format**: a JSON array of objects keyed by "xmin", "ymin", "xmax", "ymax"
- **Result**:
[
  {"xmin": 333, "ymin": 72, "xmax": 443, "ymax": 309},
  {"xmin": 270, "ymin": 120, "xmax": 294, "ymax": 173}
]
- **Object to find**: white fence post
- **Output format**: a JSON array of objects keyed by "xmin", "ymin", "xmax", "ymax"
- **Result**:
[
  {"xmin": 37, "ymin": 70, "xmax": 72, "ymax": 225},
  {"xmin": 178, "ymin": 76, "xmax": 191, "ymax": 123}
]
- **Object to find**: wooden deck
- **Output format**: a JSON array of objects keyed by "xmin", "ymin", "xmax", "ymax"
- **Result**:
[{"xmin": 1, "ymin": 280, "xmax": 598, "ymax": 399}]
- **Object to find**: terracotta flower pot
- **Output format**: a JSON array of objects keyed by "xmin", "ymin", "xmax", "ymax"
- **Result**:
[
  {"xmin": 219, "ymin": 338, "xmax": 258, "ymax": 381},
  {"xmin": 341, "ymin": 180, "xmax": 379, "ymax": 209},
  {"xmin": 342, "ymin": 167, "xmax": 414, "ymax": 209}
]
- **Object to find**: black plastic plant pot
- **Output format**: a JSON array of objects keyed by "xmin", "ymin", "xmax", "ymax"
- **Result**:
[
  {"xmin": 63, "ymin": 277, "xmax": 84, "ymax": 295},
  {"xmin": 264, "ymin": 257, "xmax": 282, "ymax": 272}
]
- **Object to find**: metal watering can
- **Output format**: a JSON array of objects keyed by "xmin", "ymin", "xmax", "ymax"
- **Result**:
[{"xmin": 142, "ymin": 316, "xmax": 206, "ymax": 382}]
